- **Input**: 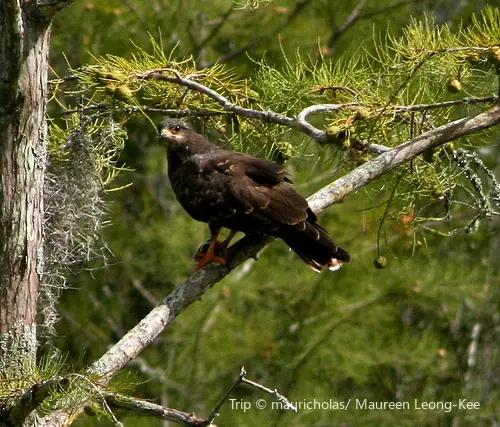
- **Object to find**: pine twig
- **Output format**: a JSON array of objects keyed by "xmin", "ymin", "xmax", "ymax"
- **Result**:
[{"xmin": 137, "ymin": 69, "xmax": 389, "ymax": 153}]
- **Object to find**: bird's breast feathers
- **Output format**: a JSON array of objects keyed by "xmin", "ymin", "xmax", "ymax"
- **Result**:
[{"xmin": 168, "ymin": 155, "xmax": 238, "ymax": 223}]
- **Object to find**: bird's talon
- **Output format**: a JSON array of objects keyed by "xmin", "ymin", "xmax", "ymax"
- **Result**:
[
  {"xmin": 194, "ymin": 254, "xmax": 228, "ymax": 271},
  {"xmin": 193, "ymin": 241, "xmax": 228, "ymax": 263},
  {"xmin": 193, "ymin": 238, "xmax": 229, "ymax": 270}
]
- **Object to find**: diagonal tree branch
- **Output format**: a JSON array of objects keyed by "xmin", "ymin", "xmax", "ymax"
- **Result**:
[
  {"xmin": 90, "ymin": 105, "xmax": 500, "ymax": 380},
  {"xmin": 207, "ymin": 0, "xmax": 312, "ymax": 66},
  {"xmin": 194, "ymin": 6, "xmax": 235, "ymax": 58},
  {"xmin": 206, "ymin": 366, "xmax": 296, "ymax": 423},
  {"xmin": 41, "ymin": 105, "xmax": 500, "ymax": 426},
  {"xmin": 324, "ymin": 0, "xmax": 418, "ymax": 51}
]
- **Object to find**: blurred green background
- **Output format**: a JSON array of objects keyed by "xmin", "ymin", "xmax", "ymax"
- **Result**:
[{"xmin": 47, "ymin": 1, "xmax": 499, "ymax": 425}]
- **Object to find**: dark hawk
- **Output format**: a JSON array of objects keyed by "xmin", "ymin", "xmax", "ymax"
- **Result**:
[{"xmin": 158, "ymin": 119, "xmax": 350, "ymax": 272}]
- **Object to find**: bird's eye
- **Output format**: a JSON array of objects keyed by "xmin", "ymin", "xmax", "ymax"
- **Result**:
[{"xmin": 173, "ymin": 125, "xmax": 181, "ymax": 132}]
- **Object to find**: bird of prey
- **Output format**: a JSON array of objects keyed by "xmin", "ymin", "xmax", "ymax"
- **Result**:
[{"xmin": 158, "ymin": 119, "xmax": 350, "ymax": 272}]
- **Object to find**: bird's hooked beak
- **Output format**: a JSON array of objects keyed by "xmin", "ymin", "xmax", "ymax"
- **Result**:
[
  {"xmin": 159, "ymin": 127, "xmax": 174, "ymax": 142},
  {"xmin": 159, "ymin": 126, "xmax": 185, "ymax": 146},
  {"xmin": 158, "ymin": 120, "xmax": 190, "ymax": 146}
]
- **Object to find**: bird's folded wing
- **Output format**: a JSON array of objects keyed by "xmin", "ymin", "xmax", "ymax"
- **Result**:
[
  {"xmin": 198, "ymin": 150, "xmax": 309, "ymax": 226},
  {"xmin": 200, "ymin": 150, "xmax": 288, "ymax": 184}
]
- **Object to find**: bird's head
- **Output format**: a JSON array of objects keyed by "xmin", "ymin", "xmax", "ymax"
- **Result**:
[{"xmin": 158, "ymin": 119, "xmax": 192, "ymax": 146}]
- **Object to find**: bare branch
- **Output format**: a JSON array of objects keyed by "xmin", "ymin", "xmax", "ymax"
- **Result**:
[
  {"xmin": 132, "ymin": 280, "xmax": 159, "ymax": 306},
  {"xmin": 104, "ymin": 367, "xmax": 295, "ymax": 426},
  {"xmin": 391, "ymin": 96, "xmax": 499, "ymax": 113},
  {"xmin": 104, "ymin": 393, "xmax": 207, "ymax": 426},
  {"xmin": 138, "ymin": 69, "xmax": 297, "ymax": 127},
  {"xmin": 207, "ymin": 366, "xmax": 247, "ymax": 422},
  {"xmin": 325, "ymin": 0, "xmax": 418, "ymax": 50},
  {"xmin": 240, "ymin": 377, "xmax": 296, "ymax": 412},
  {"xmin": 328, "ymin": 0, "xmax": 367, "ymax": 46},
  {"xmin": 206, "ymin": 367, "xmax": 296, "ymax": 423},
  {"xmin": 195, "ymin": 6, "xmax": 235, "ymax": 57},
  {"xmin": 358, "ymin": 0, "xmax": 419, "ymax": 21}
]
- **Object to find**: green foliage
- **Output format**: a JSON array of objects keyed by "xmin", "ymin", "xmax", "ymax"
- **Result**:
[
  {"xmin": 253, "ymin": 9, "xmax": 500, "ymax": 237},
  {"xmin": 56, "ymin": 42, "xmax": 254, "ymax": 117},
  {"xmin": 0, "ymin": 354, "xmax": 135, "ymax": 423},
  {"xmin": 44, "ymin": 2, "xmax": 500, "ymax": 426}
]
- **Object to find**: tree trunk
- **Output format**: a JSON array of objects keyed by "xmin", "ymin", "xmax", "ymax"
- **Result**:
[{"xmin": 0, "ymin": 1, "xmax": 51, "ymax": 374}]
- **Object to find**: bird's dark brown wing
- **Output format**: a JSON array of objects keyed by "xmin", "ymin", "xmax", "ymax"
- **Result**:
[
  {"xmin": 229, "ymin": 153, "xmax": 291, "ymax": 185},
  {"xmin": 196, "ymin": 150, "xmax": 309, "ymax": 226}
]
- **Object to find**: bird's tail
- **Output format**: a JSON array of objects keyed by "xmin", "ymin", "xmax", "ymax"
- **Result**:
[{"xmin": 281, "ymin": 222, "xmax": 350, "ymax": 272}]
